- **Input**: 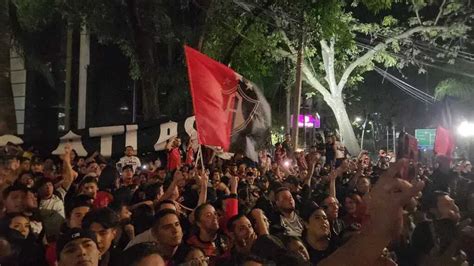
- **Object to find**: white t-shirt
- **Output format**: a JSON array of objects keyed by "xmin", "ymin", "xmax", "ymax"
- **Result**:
[
  {"xmin": 125, "ymin": 229, "xmax": 157, "ymax": 250},
  {"xmin": 118, "ymin": 156, "xmax": 142, "ymax": 171},
  {"xmin": 39, "ymin": 187, "xmax": 67, "ymax": 237}
]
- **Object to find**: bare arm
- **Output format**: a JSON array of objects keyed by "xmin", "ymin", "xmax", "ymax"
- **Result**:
[
  {"xmin": 197, "ymin": 171, "xmax": 209, "ymax": 206},
  {"xmin": 61, "ymin": 145, "xmax": 77, "ymax": 191},
  {"xmin": 319, "ymin": 161, "xmax": 424, "ymax": 266},
  {"xmin": 159, "ymin": 170, "xmax": 183, "ymax": 201}
]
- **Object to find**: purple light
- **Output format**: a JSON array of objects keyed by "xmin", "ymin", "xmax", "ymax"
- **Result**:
[{"xmin": 291, "ymin": 114, "xmax": 320, "ymax": 128}]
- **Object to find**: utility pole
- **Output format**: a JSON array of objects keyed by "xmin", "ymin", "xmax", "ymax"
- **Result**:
[
  {"xmin": 291, "ymin": 24, "xmax": 305, "ymax": 151},
  {"xmin": 64, "ymin": 26, "xmax": 73, "ymax": 131}
]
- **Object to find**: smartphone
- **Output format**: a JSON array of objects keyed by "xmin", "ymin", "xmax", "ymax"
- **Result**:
[{"xmin": 397, "ymin": 132, "xmax": 419, "ymax": 181}]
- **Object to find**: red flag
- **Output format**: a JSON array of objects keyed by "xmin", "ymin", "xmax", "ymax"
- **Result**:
[
  {"xmin": 184, "ymin": 45, "xmax": 238, "ymax": 150},
  {"xmin": 184, "ymin": 46, "xmax": 271, "ymax": 159},
  {"xmin": 434, "ymin": 126, "xmax": 455, "ymax": 157}
]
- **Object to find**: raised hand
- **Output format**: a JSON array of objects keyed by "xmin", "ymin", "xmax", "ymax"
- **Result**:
[{"xmin": 365, "ymin": 159, "xmax": 425, "ymax": 239}]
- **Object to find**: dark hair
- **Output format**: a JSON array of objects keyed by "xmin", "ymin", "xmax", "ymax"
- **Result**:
[
  {"xmin": 119, "ymin": 242, "xmax": 162, "ymax": 266},
  {"xmin": 173, "ymin": 245, "xmax": 205, "ymax": 265},
  {"xmin": 82, "ymin": 207, "xmax": 119, "ymax": 229},
  {"xmin": 2, "ymin": 184, "xmax": 27, "ymax": 200},
  {"xmin": 86, "ymin": 161, "xmax": 98, "ymax": 168},
  {"xmin": 65, "ymin": 195, "xmax": 93, "ymax": 219},
  {"xmin": 274, "ymin": 187, "xmax": 291, "ymax": 200},
  {"xmin": 155, "ymin": 200, "xmax": 176, "ymax": 211},
  {"xmin": 226, "ymin": 214, "xmax": 248, "ymax": 232},
  {"xmin": 152, "ymin": 209, "xmax": 179, "ymax": 228},
  {"xmin": 80, "ymin": 176, "xmax": 98, "ymax": 188},
  {"xmin": 125, "ymin": 146, "xmax": 134, "ymax": 150},
  {"xmin": 145, "ymin": 183, "xmax": 163, "ymax": 201},
  {"xmin": 421, "ymin": 190, "xmax": 449, "ymax": 212}
]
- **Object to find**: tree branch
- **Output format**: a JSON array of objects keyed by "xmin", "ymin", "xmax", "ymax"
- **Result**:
[
  {"xmin": 321, "ymin": 39, "xmax": 338, "ymax": 95},
  {"xmin": 278, "ymin": 31, "xmax": 332, "ymax": 99},
  {"xmin": 434, "ymin": 0, "xmax": 447, "ymax": 26},
  {"xmin": 411, "ymin": 0, "xmax": 423, "ymax": 25},
  {"xmin": 337, "ymin": 26, "xmax": 447, "ymax": 92},
  {"xmin": 222, "ymin": 0, "xmax": 274, "ymax": 64}
]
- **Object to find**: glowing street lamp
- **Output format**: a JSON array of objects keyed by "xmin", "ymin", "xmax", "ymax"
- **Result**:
[
  {"xmin": 457, "ymin": 121, "xmax": 474, "ymax": 137},
  {"xmin": 354, "ymin": 116, "xmax": 362, "ymax": 123}
]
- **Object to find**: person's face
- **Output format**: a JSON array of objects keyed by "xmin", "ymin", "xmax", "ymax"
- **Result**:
[
  {"xmin": 437, "ymin": 195, "xmax": 461, "ymax": 223},
  {"xmin": 212, "ymin": 172, "xmax": 221, "ymax": 183},
  {"xmin": 276, "ymin": 190, "xmax": 295, "ymax": 212},
  {"xmin": 356, "ymin": 178, "xmax": 370, "ymax": 194},
  {"xmin": 344, "ymin": 197, "xmax": 357, "ymax": 214},
  {"xmin": 122, "ymin": 169, "xmax": 134, "ymax": 184},
  {"xmin": 3, "ymin": 191, "xmax": 22, "ymax": 213},
  {"xmin": 8, "ymin": 158, "xmax": 20, "ymax": 171},
  {"xmin": 31, "ymin": 163, "xmax": 44, "ymax": 173},
  {"xmin": 285, "ymin": 134, "xmax": 291, "ymax": 142},
  {"xmin": 89, "ymin": 222, "xmax": 117, "ymax": 255},
  {"xmin": 288, "ymin": 239, "xmax": 310, "ymax": 262},
  {"xmin": 25, "ymin": 191, "xmax": 38, "ymax": 209},
  {"xmin": 69, "ymin": 206, "xmax": 90, "ymax": 229},
  {"xmin": 119, "ymin": 206, "xmax": 132, "ymax": 222},
  {"xmin": 19, "ymin": 173, "xmax": 34, "ymax": 188},
  {"xmin": 81, "ymin": 183, "xmax": 98, "ymax": 198},
  {"xmin": 323, "ymin": 196, "xmax": 339, "ymax": 220},
  {"xmin": 20, "ymin": 160, "xmax": 30, "ymax": 172},
  {"xmin": 125, "ymin": 147, "xmax": 134, "ymax": 157},
  {"xmin": 40, "ymin": 182, "xmax": 54, "ymax": 198},
  {"xmin": 58, "ymin": 238, "xmax": 100, "ymax": 266},
  {"xmin": 153, "ymin": 214, "xmax": 183, "ymax": 247},
  {"xmin": 184, "ymin": 248, "xmax": 208, "ymax": 266},
  {"xmin": 77, "ymin": 158, "xmax": 85, "ymax": 167},
  {"xmin": 136, "ymin": 254, "xmax": 165, "ymax": 266},
  {"xmin": 305, "ymin": 209, "xmax": 330, "ymax": 239},
  {"xmin": 157, "ymin": 170, "xmax": 166, "ymax": 179},
  {"xmin": 197, "ymin": 205, "xmax": 219, "ymax": 232},
  {"xmin": 9, "ymin": 216, "xmax": 30, "ymax": 238},
  {"xmin": 232, "ymin": 216, "xmax": 255, "ymax": 246},
  {"xmin": 87, "ymin": 163, "xmax": 100, "ymax": 176}
]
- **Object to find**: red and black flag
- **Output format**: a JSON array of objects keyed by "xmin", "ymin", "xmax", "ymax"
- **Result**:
[
  {"xmin": 434, "ymin": 97, "xmax": 455, "ymax": 158},
  {"xmin": 184, "ymin": 46, "xmax": 271, "ymax": 161}
]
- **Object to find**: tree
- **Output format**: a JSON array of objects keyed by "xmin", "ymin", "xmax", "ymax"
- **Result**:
[
  {"xmin": 274, "ymin": 0, "xmax": 471, "ymax": 154},
  {"xmin": 0, "ymin": 0, "xmax": 16, "ymax": 135}
]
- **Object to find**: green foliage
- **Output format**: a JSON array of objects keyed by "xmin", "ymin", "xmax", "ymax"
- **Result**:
[{"xmin": 435, "ymin": 78, "xmax": 474, "ymax": 101}]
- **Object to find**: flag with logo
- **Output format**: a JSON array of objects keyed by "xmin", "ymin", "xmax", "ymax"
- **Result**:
[{"xmin": 184, "ymin": 46, "xmax": 271, "ymax": 161}]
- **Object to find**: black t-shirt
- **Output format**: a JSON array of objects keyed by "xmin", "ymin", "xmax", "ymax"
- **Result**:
[{"xmin": 303, "ymin": 237, "xmax": 338, "ymax": 265}]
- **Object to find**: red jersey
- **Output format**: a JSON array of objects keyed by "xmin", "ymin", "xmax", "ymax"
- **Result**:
[{"xmin": 167, "ymin": 148, "xmax": 182, "ymax": 171}]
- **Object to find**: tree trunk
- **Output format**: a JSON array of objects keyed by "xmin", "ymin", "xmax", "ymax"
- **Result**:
[
  {"xmin": 0, "ymin": 0, "xmax": 16, "ymax": 135},
  {"xmin": 326, "ymin": 96, "xmax": 360, "ymax": 155}
]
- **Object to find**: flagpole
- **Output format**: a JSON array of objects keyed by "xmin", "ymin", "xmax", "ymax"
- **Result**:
[{"xmin": 198, "ymin": 145, "xmax": 205, "ymax": 170}]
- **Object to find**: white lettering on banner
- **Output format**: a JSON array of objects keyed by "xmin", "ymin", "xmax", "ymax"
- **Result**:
[
  {"xmin": 184, "ymin": 116, "xmax": 196, "ymax": 136},
  {"xmin": 0, "ymin": 135, "xmax": 24, "ymax": 146},
  {"xmin": 154, "ymin": 121, "xmax": 178, "ymax": 151},
  {"xmin": 125, "ymin": 125, "xmax": 138, "ymax": 150},
  {"xmin": 52, "ymin": 131, "xmax": 88, "ymax": 156},
  {"xmin": 89, "ymin": 126, "xmax": 125, "ymax": 157}
]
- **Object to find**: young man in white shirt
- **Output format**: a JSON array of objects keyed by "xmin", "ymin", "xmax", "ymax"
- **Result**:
[{"xmin": 118, "ymin": 146, "xmax": 141, "ymax": 172}]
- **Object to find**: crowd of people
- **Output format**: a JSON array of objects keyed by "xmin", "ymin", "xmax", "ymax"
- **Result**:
[{"xmin": 0, "ymin": 133, "xmax": 472, "ymax": 266}]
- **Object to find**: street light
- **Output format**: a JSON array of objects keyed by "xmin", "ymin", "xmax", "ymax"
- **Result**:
[
  {"xmin": 354, "ymin": 116, "xmax": 362, "ymax": 123},
  {"xmin": 458, "ymin": 121, "xmax": 474, "ymax": 137}
]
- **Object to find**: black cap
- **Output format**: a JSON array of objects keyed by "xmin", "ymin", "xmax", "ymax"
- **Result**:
[
  {"xmin": 56, "ymin": 228, "xmax": 98, "ymax": 257},
  {"xmin": 300, "ymin": 201, "xmax": 321, "ymax": 222}
]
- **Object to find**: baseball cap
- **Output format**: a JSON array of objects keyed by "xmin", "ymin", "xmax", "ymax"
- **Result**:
[
  {"xmin": 300, "ymin": 201, "xmax": 321, "ymax": 222},
  {"xmin": 56, "ymin": 228, "xmax": 98, "ymax": 257}
]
